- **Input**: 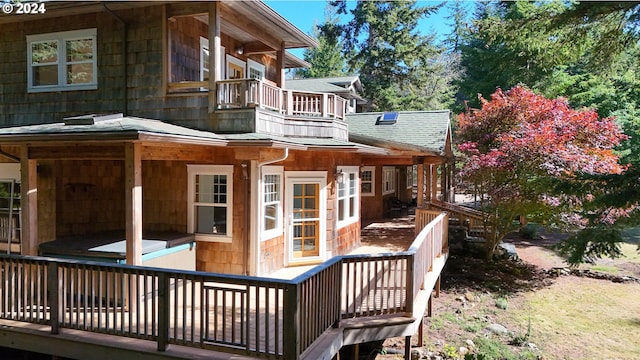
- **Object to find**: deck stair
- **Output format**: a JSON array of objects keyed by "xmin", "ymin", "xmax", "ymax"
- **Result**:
[{"xmin": 425, "ymin": 200, "xmax": 488, "ymax": 245}]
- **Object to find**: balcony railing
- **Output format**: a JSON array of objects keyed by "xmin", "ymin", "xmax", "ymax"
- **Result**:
[
  {"xmin": 0, "ymin": 213, "xmax": 448, "ymax": 359},
  {"xmin": 214, "ymin": 79, "xmax": 347, "ymax": 121}
]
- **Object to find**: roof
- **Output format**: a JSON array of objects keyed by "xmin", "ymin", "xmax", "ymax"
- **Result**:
[
  {"xmin": 0, "ymin": 114, "xmax": 387, "ymax": 154},
  {"xmin": 223, "ymin": 133, "xmax": 388, "ymax": 154},
  {"xmin": 345, "ymin": 111, "xmax": 452, "ymax": 157},
  {"xmin": 286, "ymin": 76, "xmax": 364, "ymax": 100},
  {"xmin": 0, "ymin": 115, "xmax": 227, "ymax": 144},
  {"xmin": 0, "ymin": 0, "xmax": 318, "ymax": 61}
]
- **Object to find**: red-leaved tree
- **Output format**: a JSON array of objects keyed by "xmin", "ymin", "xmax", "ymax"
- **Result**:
[{"xmin": 456, "ymin": 85, "xmax": 626, "ymax": 259}]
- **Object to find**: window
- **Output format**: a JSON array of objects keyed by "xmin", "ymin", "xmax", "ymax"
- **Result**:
[
  {"xmin": 406, "ymin": 166, "xmax": 413, "ymax": 189},
  {"xmin": 337, "ymin": 166, "xmax": 359, "ymax": 227},
  {"xmin": 27, "ymin": 29, "xmax": 97, "ymax": 92},
  {"xmin": 227, "ymin": 55, "xmax": 245, "ymax": 79},
  {"xmin": 200, "ymin": 37, "xmax": 209, "ymax": 82},
  {"xmin": 360, "ymin": 166, "xmax": 375, "ymax": 197},
  {"xmin": 247, "ymin": 59, "xmax": 265, "ymax": 80},
  {"xmin": 262, "ymin": 166, "xmax": 283, "ymax": 240},
  {"xmin": 382, "ymin": 166, "xmax": 396, "ymax": 195},
  {"xmin": 187, "ymin": 165, "xmax": 233, "ymax": 242}
]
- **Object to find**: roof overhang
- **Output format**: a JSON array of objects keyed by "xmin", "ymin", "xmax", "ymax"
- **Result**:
[{"xmin": 349, "ymin": 133, "xmax": 442, "ymax": 157}]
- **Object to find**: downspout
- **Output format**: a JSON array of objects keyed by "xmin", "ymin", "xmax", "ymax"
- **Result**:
[
  {"xmin": 103, "ymin": 3, "xmax": 128, "ymax": 115},
  {"xmin": 250, "ymin": 148, "xmax": 289, "ymax": 276}
]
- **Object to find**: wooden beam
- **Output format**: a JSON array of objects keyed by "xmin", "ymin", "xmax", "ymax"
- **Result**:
[
  {"xmin": 219, "ymin": 5, "xmax": 283, "ymax": 52},
  {"xmin": 361, "ymin": 156, "xmax": 441, "ymax": 166},
  {"xmin": 125, "ymin": 142, "xmax": 143, "ymax": 266},
  {"xmin": 20, "ymin": 146, "xmax": 38, "ymax": 256},
  {"xmin": 28, "ymin": 145, "xmax": 125, "ymax": 160}
]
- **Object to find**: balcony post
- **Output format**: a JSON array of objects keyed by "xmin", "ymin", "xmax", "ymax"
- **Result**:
[
  {"xmin": 286, "ymin": 90, "xmax": 293, "ymax": 116},
  {"xmin": 405, "ymin": 255, "xmax": 414, "ymax": 315},
  {"xmin": 322, "ymin": 93, "xmax": 328, "ymax": 118}
]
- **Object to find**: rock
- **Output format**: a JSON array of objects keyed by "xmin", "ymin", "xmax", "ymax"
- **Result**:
[
  {"xmin": 464, "ymin": 292, "xmax": 477, "ymax": 302},
  {"xmin": 486, "ymin": 323, "xmax": 509, "ymax": 335},
  {"xmin": 528, "ymin": 342, "xmax": 538, "ymax": 350},
  {"xmin": 411, "ymin": 348, "xmax": 421, "ymax": 360},
  {"xmin": 459, "ymin": 346, "xmax": 469, "ymax": 355},
  {"xmin": 465, "ymin": 339, "xmax": 475, "ymax": 348}
]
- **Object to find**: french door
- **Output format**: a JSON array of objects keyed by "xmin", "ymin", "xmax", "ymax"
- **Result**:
[{"xmin": 285, "ymin": 173, "xmax": 326, "ymax": 265}]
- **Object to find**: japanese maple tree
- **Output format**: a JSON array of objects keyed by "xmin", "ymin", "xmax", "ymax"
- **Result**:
[{"xmin": 456, "ymin": 85, "xmax": 626, "ymax": 259}]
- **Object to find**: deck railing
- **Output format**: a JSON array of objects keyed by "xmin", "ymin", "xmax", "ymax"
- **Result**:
[
  {"xmin": 215, "ymin": 79, "xmax": 347, "ymax": 121},
  {"xmin": 0, "ymin": 213, "xmax": 447, "ymax": 359},
  {"xmin": 426, "ymin": 200, "xmax": 485, "ymax": 229}
]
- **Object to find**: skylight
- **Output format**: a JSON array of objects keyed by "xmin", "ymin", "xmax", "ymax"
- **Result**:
[{"xmin": 375, "ymin": 112, "xmax": 398, "ymax": 125}]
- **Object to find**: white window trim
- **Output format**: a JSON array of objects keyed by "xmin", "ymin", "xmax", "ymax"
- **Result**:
[
  {"xmin": 261, "ymin": 166, "xmax": 284, "ymax": 241},
  {"xmin": 187, "ymin": 164, "xmax": 234, "ymax": 243},
  {"xmin": 406, "ymin": 166, "xmax": 413, "ymax": 190},
  {"xmin": 336, "ymin": 166, "xmax": 360, "ymax": 229},
  {"xmin": 285, "ymin": 171, "xmax": 327, "ymax": 266},
  {"xmin": 226, "ymin": 55, "xmax": 246, "ymax": 79},
  {"xmin": 382, "ymin": 166, "xmax": 396, "ymax": 195},
  {"xmin": 27, "ymin": 28, "xmax": 97, "ymax": 93},
  {"xmin": 199, "ymin": 36, "xmax": 209, "ymax": 82},
  {"xmin": 247, "ymin": 58, "xmax": 265, "ymax": 81},
  {"xmin": 360, "ymin": 166, "xmax": 375, "ymax": 197}
]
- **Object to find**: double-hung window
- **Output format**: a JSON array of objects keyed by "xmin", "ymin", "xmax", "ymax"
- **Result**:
[
  {"xmin": 382, "ymin": 166, "xmax": 396, "ymax": 195},
  {"xmin": 337, "ymin": 166, "xmax": 359, "ymax": 228},
  {"xmin": 27, "ymin": 29, "xmax": 97, "ymax": 92},
  {"xmin": 262, "ymin": 166, "xmax": 283, "ymax": 240},
  {"xmin": 187, "ymin": 165, "xmax": 233, "ymax": 242},
  {"xmin": 360, "ymin": 166, "xmax": 375, "ymax": 196}
]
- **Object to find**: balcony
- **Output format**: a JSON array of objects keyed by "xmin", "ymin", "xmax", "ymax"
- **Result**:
[
  {"xmin": 0, "ymin": 211, "xmax": 447, "ymax": 359},
  {"xmin": 168, "ymin": 79, "xmax": 349, "ymax": 138}
]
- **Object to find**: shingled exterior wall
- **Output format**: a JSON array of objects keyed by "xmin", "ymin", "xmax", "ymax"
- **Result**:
[{"xmin": 0, "ymin": 5, "xmax": 209, "ymax": 127}]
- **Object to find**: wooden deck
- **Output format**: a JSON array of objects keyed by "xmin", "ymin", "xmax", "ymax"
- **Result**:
[{"xmin": 0, "ymin": 211, "xmax": 447, "ymax": 360}]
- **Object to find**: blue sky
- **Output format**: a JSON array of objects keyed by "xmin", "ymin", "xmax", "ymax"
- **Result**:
[{"xmin": 265, "ymin": 1, "xmax": 460, "ymax": 56}]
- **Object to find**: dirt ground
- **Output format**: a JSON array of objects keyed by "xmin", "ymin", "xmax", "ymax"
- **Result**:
[{"xmin": 357, "ymin": 218, "xmax": 640, "ymax": 360}]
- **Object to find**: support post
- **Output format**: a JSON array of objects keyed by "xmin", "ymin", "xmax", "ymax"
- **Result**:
[
  {"xmin": 283, "ymin": 283, "xmax": 300, "ymax": 359},
  {"xmin": 416, "ymin": 162, "xmax": 425, "ymax": 207},
  {"xmin": 157, "ymin": 272, "xmax": 169, "ymax": 351},
  {"xmin": 48, "ymin": 262, "xmax": 61, "ymax": 334},
  {"xmin": 20, "ymin": 146, "xmax": 38, "ymax": 256},
  {"xmin": 208, "ymin": 1, "xmax": 221, "ymax": 112},
  {"xmin": 404, "ymin": 335, "xmax": 411, "ymax": 359},
  {"xmin": 125, "ymin": 142, "xmax": 143, "ymax": 266}
]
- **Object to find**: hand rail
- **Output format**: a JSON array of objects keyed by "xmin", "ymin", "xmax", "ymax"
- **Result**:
[{"xmin": 0, "ymin": 212, "xmax": 448, "ymax": 359}]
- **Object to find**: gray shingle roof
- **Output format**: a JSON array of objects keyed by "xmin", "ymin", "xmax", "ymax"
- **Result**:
[
  {"xmin": 345, "ymin": 110, "xmax": 452, "ymax": 156},
  {"xmin": 0, "ymin": 115, "xmax": 226, "ymax": 143},
  {"xmin": 286, "ymin": 79, "xmax": 351, "ymax": 93}
]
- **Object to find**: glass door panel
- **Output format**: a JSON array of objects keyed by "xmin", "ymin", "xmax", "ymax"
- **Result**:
[{"xmin": 291, "ymin": 183, "xmax": 320, "ymax": 258}]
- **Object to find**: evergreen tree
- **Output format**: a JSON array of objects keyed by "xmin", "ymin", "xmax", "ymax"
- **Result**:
[
  {"xmin": 331, "ymin": 0, "xmax": 448, "ymax": 110},
  {"xmin": 294, "ymin": 5, "xmax": 349, "ymax": 79}
]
